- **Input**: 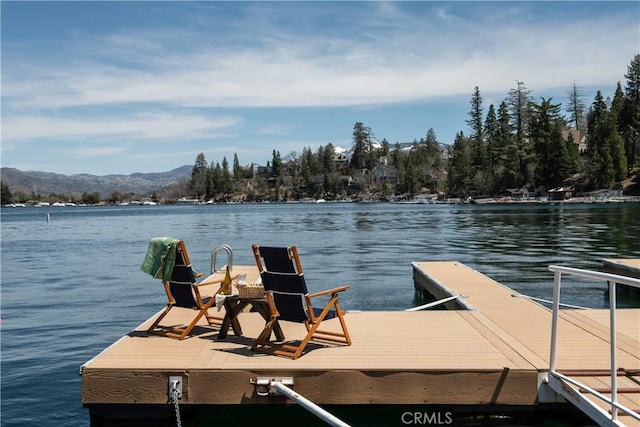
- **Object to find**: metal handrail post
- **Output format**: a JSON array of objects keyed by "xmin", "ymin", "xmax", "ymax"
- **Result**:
[
  {"xmin": 211, "ymin": 244, "xmax": 233, "ymax": 274},
  {"xmin": 548, "ymin": 270, "xmax": 562, "ymax": 373},
  {"xmin": 608, "ymin": 280, "xmax": 618, "ymax": 421}
]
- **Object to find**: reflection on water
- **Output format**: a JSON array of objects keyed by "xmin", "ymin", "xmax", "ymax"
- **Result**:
[{"xmin": 1, "ymin": 203, "xmax": 639, "ymax": 426}]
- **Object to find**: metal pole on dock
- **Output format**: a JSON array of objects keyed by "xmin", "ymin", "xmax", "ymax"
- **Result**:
[{"xmin": 269, "ymin": 381, "xmax": 351, "ymax": 427}]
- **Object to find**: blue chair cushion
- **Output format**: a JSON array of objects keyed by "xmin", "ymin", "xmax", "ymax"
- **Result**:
[{"xmin": 312, "ymin": 307, "xmax": 336, "ymax": 320}]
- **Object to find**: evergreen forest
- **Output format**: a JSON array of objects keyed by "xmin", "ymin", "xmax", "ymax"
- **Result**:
[{"xmin": 187, "ymin": 55, "xmax": 640, "ymax": 203}]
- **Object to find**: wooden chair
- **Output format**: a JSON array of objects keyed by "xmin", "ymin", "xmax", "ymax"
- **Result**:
[
  {"xmin": 251, "ymin": 244, "xmax": 351, "ymax": 359},
  {"xmin": 147, "ymin": 240, "xmax": 226, "ymax": 340}
]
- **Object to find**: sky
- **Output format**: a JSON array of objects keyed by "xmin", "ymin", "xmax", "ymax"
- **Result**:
[{"xmin": 1, "ymin": 1, "xmax": 639, "ymax": 176}]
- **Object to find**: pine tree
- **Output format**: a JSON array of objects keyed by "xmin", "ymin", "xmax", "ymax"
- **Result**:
[
  {"xmin": 300, "ymin": 146, "xmax": 312, "ymax": 191},
  {"xmin": 610, "ymin": 82, "xmax": 629, "ymax": 180},
  {"xmin": 466, "ymin": 86, "xmax": 486, "ymax": 170},
  {"xmin": 565, "ymin": 132, "xmax": 579, "ymax": 175},
  {"xmin": 215, "ymin": 162, "xmax": 224, "ymax": 195},
  {"xmin": 221, "ymin": 156, "xmax": 232, "ymax": 194},
  {"xmin": 447, "ymin": 132, "xmax": 472, "ymax": 196},
  {"xmin": 190, "ymin": 152, "xmax": 208, "ymax": 199},
  {"xmin": 322, "ymin": 143, "xmax": 339, "ymax": 196},
  {"xmin": 587, "ymin": 91, "xmax": 616, "ymax": 188},
  {"xmin": 530, "ymin": 98, "xmax": 568, "ymax": 188},
  {"xmin": 483, "ymin": 104, "xmax": 498, "ymax": 189},
  {"xmin": 350, "ymin": 122, "xmax": 368, "ymax": 171},
  {"xmin": 610, "ymin": 82, "xmax": 625, "ymax": 127},
  {"xmin": 620, "ymin": 54, "xmax": 640, "ymax": 173},
  {"xmin": 566, "ymin": 80, "xmax": 586, "ymax": 130},
  {"xmin": 271, "ymin": 150, "xmax": 283, "ymax": 179},
  {"xmin": 380, "ymin": 138, "xmax": 390, "ymax": 157},
  {"xmin": 392, "ymin": 143, "xmax": 406, "ymax": 194},
  {"xmin": 365, "ymin": 126, "xmax": 376, "ymax": 171},
  {"xmin": 610, "ymin": 128, "xmax": 627, "ymax": 182},
  {"xmin": 208, "ymin": 161, "xmax": 222, "ymax": 198},
  {"xmin": 494, "ymin": 101, "xmax": 518, "ymax": 190},
  {"xmin": 1, "ymin": 181, "xmax": 13, "ymax": 205},
  {"xmin": 405, "ymin": 154, "xmax": 419, "ymax": 197},
  {"xmin": 232, "ymin": 153, "xmax": 242, "ymax": 180},
  {"xmin": 507, "ymin": 81, "xmax": 533, "ymax": 186}
]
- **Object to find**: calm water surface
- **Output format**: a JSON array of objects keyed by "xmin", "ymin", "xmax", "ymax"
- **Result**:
[{"xmin": 1, "ymin": 203, "xmax": 639, "ymax": 426}]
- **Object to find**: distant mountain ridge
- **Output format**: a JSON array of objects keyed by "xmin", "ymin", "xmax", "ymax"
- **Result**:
[{"xmin": 0, "ymin": 166, "xmax": 192, "ymax": 196}]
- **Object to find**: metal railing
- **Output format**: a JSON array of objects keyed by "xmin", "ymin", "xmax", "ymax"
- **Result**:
[
  {"xmin": 211, "ymin": 244, "xmax": 233, "ymax": 273},
  {"xmin": 547, "ymin": 265, "xmax": 640, "ymax": 423}
]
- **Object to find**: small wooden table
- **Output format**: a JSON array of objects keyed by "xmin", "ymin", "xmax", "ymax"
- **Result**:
[{"xmin": 217, "ymin": 296, "xmax": 285, "ymax": 340}]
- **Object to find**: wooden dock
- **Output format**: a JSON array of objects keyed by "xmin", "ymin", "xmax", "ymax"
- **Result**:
[
  {"xmin": 603, "ymin": 258, "xmax": 640, "ymax": 279},
  {"xmin": 81, "ymin": 262, "xmax": 640, "ymax": 426},
  {"xmin": 604, "ymin": 258, "xmax": 640, "ymax": 298}
]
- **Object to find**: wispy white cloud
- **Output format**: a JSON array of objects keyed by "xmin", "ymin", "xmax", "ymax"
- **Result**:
[
  {"xmin": 2, "ymin": 113, "xmax": 242, "ymax": 144},
  {"xmin": 5, "ymin": 4, "xmax": 636, "ymax": 113}
]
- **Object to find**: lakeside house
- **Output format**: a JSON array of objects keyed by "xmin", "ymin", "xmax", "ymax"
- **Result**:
[{"xmin": 561, "ymin": 128, "xmax": 587, "ymax": 153}]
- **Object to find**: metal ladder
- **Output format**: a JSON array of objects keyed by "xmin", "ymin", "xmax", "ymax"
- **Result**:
[{"xmin": 211, "ymin": 244, "xmax": 233, "ymax": 274}]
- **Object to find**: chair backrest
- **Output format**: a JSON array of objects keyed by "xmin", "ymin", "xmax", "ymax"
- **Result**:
[
  {"xmin": 256, "ymin": 246, "xmax": 298, "ymax": 273},
  {"xmin": 167, "ymin": 242, "xmax": 198, "ymax": 308},
  {"xmin": 261, "ymin": 271, "xmax": 310, "ymax": 323},
  {"xmin": 254, "ymin": 245, "xmax": 310, "ymax": 323}
]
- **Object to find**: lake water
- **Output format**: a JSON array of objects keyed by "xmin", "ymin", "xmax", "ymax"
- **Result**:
[{"xmin": 1, "ymin": 202, "xmax": 639, "ymax": 426}]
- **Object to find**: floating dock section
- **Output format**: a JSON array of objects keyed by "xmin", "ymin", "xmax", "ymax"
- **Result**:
[
  {"xmin": 604, "ymin": 258, "xmax": 640, "ymax": 298},
  {"xmin": 81, "ymin": 262, "xmax": 640, "ymax": 426}
]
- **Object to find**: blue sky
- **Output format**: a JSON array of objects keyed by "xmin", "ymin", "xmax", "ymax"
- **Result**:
[{"xmin": 2, "ymin": 1, "xmax": 638, "ymax": 176}]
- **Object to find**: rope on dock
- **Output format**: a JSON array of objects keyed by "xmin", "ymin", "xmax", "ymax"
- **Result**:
[
  {"xmin": 510, "ymin": 293, "xmax": 589, "ymax": 310},
  {"xmin": 405, "ymin": 294, "xmax": 465, "ymax": 311}
]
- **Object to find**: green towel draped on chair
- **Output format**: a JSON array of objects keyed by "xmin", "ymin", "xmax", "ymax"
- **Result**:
[{"xmin": 141, "ymin": 237, "xmax": 180, "ymax": 281}]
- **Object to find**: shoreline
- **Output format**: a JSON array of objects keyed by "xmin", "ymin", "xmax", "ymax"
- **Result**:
[{"xmin": 4, "ymin": 195, "xmax": 640, "ymax": 208}]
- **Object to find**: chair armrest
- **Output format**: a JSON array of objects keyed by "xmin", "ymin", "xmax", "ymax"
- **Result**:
[
  {"xmin": 195, "ymin": 277, "xmax": 224, "ymax": 286},
  {"xmin": 308, "ymin": 285, "xmax": 349, "ymax": 299},
  {"xmin": 194, "ymin": 274, "xmax": 239, "ymax": 287}
]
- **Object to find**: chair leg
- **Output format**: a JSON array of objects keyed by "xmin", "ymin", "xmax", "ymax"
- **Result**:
[
  {"xmin": 166, "ymin": 309, "xmax": 208, "ymax": 340},
  {"xmin": 293, "ymin": 324, "xmax": 321, "ymax": 359},
  {"xmin": 147, "ymin": 305, "xmax": 173, "ymax": 334},
  {"xmin": 334, "ymin": 301, "xmax": 352, "ymax": 345},
  {"xmin": 308, "ymin": 298, "xmax": 351, "ymax": 346},
  {"xmin": 172, "ymin": 298, "xmax": 224, "ymax": 339},
  {"xmin": 293, "ymin": 304, "xmax": 351, "ymax": 359},
  {"xmin": 251, "ymin": 298, "xmax": 352, "ymax": 359},
  {"xmin": 148, "ymin": 302, "xmax": 221, "ymax": 340},
  {"xmin": 203, "ymin": 308, "xmax": 224, "ymax": 328}
]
